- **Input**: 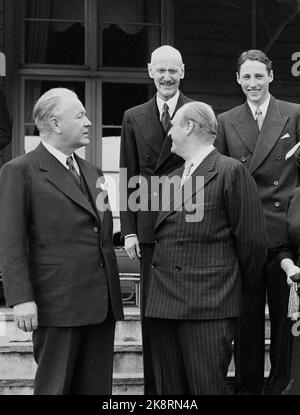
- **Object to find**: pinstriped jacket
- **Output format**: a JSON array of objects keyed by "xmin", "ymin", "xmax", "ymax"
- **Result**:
[{"xmin": 145, "ymin": 149, "xmax": 268, "ymax": 320}]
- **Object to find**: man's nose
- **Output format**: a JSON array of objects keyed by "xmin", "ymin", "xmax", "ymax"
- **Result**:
[
  {"xmin": 248, "ymin": 77, "xmax": 257, "ymax": 87},
  {"xmin": 163, "ymin": 71, "xmax": 171, "ymax": 81},
  {"xmin": 85, "ymin": 116, "xmax": 92, "ymax": 126}
]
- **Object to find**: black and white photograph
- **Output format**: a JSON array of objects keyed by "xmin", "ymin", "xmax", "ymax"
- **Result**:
[{"xmin": 0, "ymin": 0, "xmax": 300, "ymax": 402}]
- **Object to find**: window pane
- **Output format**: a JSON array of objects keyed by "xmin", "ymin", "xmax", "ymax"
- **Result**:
[
  {"xmin": 25, "ymin": 0, "xmax": 85, "ymax": 64},
  {"xmin": 25, "ymin": 21, "xmax": 84, "ymax": 64},
  {"xmin": 102, "ymin": 136, "xmax": 120, "ymax": 172},
  {"xmin": 101, "ymin": 0, "xmax": 161, "ymax": 67},
  {"xmin": 102, "ymin": 0, "xmax": 161, "ymax": 25},
  {"xmin": 24, "ymin": 80, "xmax": 85, "ymax": 153},
  {"xmin": 103, "ymin": 25, "xmax": 160, "ymax": 67},
  {"xmin": 102, "ymin": 82, "xmax": 154, "ymax": 126},
  {"xmin": 26, "ymin": 0, "xmax": 84, "ymax": 21}
]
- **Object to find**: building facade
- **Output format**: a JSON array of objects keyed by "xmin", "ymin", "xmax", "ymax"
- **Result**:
[{"xmin": 0, "ymin": 0, "xmax": 300, "ymax": 303}]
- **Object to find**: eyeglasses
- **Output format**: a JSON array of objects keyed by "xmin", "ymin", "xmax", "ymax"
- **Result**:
[{"xmin": 153, "ymin": 67, "xmax": 182, "ymax": 75}]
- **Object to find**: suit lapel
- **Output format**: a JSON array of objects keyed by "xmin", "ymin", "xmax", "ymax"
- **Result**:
[
  {"xmin": 75, "ymin": 155, "xmax": 104, "ymax": 223},
  {"xmin": 249, "ymin": 96, "xmax": 289, "ymax": 174},
  {"xmin": 35, "ymin": 143, "xmax": 99, "ymax": 221},
  {"xmin": 134, "ymin": 97, "xmax": 165, "ymax": 156},
  {"xmin": 155, "ymin": 92, "xmax": 189, "ymax": 171},
  {"xmin": 232, "ymin": 103, "xmax": 259, "ymax": 154},
  {"xmin": 156, "ymin": 149, "xmax": 219, "ymax": 229}
]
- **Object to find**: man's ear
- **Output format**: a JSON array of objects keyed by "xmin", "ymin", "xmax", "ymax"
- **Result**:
[
  {"xmin": 269, "ymin": 69, "xmax": 274, "ymax": 84},
  {"xmin": 180, "ymin": 64, "xmax": 185, "ymax": 79},
  {"xmin": 148, "ymin": 63, "xmax": 154, "ymax": 79},
  {"xmin": 185, "ymin": 120, "xmax": 194, "ymax": 136},
  {"xmin": 236, "ymin": 71, "xmax": 241, "ymax": 85},
  {"xmin": 49, "ymin": 117, "xmax": 60, "ymax": 133}
]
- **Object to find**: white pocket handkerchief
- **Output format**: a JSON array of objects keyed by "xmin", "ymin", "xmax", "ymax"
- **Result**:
[
  {"xmin": 286, "ymin": 141, "xmax": 300, "ymax": 160},
  {"xmin": 280, "ymin": 133, "xmax": 290, "ymax": 139}
]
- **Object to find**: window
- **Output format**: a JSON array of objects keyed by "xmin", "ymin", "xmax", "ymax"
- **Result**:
[
  {"xmin": 13, "ymin": 0, "xmax": 173, "ymax": 238},
  {"xmin": 24, "ymin": 0, "xmax": 85, "ymax": 65},
  {"xmin": 101, "ymin": 0, "xmax": 161, "ymax": 67}
]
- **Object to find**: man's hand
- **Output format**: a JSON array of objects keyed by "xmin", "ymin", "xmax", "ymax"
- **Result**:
[
  {"xmin": 13, "ymin": 301, "xmax": 38, "ymax": 332},
  {"xmin": 125, "ymin": 235, "xmax": 141, "ymax": 262},
  {"xmin": 280, "ymin": 258, "xmax": 300, "ymax": 286}
]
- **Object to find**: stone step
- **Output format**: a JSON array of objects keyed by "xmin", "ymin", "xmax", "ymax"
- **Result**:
[
  {"xmin": 0, "ymin": 340, "xmax": 143, "ymax": 379},
  {"xmin": 0, "ymin": 374, "xmax": 144, "ymax": 395},
  {"xmin": 0, "ymin": 307, "xmax": 142, "ymax": 343},
  {"xmin": 0, "ymin": 338, "xmax": 272, "ymax": 380}
]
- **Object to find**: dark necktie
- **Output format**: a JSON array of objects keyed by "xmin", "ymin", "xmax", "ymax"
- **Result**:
[
  {"xmin": 161, "ymin": 103, "xmax": 170, "ymax": 133},
  {"xmin": 66, "ymin": 155, "xmax": 80, "ymax": 186},
  {"xmin": 255, "ymin": 107, "xmax": 264, "ymax": 131}
]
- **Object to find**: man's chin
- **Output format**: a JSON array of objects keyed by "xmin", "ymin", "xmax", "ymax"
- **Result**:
[
  {"xmin": 170, "ymin": 145, "xmax": 177, "ymax": 155},
  {"xmin": 159, "ymin": 87, "xmax": 177, "ymax": 100},
  {"xmin": 81, "ymin": 138, "xmax": 90, "ymax": 146}
]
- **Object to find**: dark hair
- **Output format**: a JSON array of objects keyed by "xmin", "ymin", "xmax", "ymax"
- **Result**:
[{"xmin": 237, "ymin": 50, "xmax": 272, "ymax": 74}]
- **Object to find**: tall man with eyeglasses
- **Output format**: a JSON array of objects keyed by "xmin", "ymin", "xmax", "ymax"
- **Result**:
[
  {"xmin": 215, "ymin": 49, "xmax": 300, "ymax": 395},
  {"xmin": 119, "ymin": 45, "xmax": 192, "ymax": 394}
]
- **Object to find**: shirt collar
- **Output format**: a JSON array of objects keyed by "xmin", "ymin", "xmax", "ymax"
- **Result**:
[
  {"xmin": 41, "ymin": 140, "xmax": 79, "ymax": 172},
  {"xmin": 156, "ymin": 90, "xmax": 180, "ymax": 119},
  {"xmin": 185, "ymin": 145, "xmax": 215, "ymax": 173},
  {"xmin": 247, "ymin": 94, "xmax": 271, "ymax": 120}
]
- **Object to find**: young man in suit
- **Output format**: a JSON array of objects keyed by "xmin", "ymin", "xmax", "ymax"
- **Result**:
[
  {"xmin": 145, "ymin": 101, "xmax": 267, "ymax": 394},
  {"xmin": 215, "ymin": 49, "xmax": 300, "ymax": 394},
  {"xmin": 0, "ymin": 88, "xmax": 124, "ymax": 395},
  {"xmin": 119, "ymin": 45, "xmax": 191, "ymax": 394}
]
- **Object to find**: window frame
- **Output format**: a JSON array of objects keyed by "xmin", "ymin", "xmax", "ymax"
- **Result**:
[{"xmin": 11, "ymin": 0, "xmax": 173, "ymax": 162}]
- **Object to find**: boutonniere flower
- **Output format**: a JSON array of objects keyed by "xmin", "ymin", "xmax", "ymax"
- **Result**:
[{"xmin": 99, "ymin": 181, "xmax": 108, "ymax": 191}]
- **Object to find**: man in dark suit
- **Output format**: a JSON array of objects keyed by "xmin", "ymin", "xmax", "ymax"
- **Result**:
[
  {"xmin": 119, "ymin": 45, "xmax": 191, "ymax": 394},
  {"xmin": 215, "ymin": 49, "xmax": 300, "ymax": 394},
  {"xmin": 0, "ymin": 88, "xmax": 124, "ymax": 395},
  {"xmin": 145, "ymin": 101, "xmax": 268, "ymax": 395},
  {"xmin": 0, "ymin": 89, "xmax": 12, "ymax": 150}
]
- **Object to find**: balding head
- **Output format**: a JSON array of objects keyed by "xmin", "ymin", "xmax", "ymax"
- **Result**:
[
  {"xmin": 150, "ymin": 45, "xmax": 183, "ymax": 67},
  {"xmin": 169, "ymin": 101, "xmax": 217, "ymax": 159},
  {"xmin": 148, "ymin": 45, "xmax": 185, "ymax": 101},
  {"xmin": 178, "ymin": 102, "xmax": 217, "ymax": 139}
]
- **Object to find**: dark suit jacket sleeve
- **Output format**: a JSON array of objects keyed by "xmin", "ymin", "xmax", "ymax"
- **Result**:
[
  {"xmin": 0, "ymin": 162, "xmax": 34, "ymax": 306},
  {"xmin": 215, "ymin": 114, "xmax": 229, "ymax": 155},
  {"xmin": 224, "ymin": 162, "xmax": 268, "ymax": 289},
  {"xmin": 0, "ymin": 91, "xmax": 12, "ymax": 151},
  {"xmin": 119, "ymin": 110, "xmax": 140, "ymax": 240},
  {"xmin": 278, "ymin": 189, "xmax": 300, "ymax": 264}
]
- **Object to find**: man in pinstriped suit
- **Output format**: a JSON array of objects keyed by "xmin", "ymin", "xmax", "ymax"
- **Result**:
[{"xmin": 145, "ymin": 101, "xmax": 268, "ymax": 394}]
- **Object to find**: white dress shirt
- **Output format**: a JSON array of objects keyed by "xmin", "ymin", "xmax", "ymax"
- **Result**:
[
  {"xmin": 183, "ymin": 145, "xmax": 215, "ymax": 178},
  {"xmin": 42, "ymin": 140, "xmax": 80, "ymax": 175},
  {"xmin": 156, "ymin": 90, "xmax": 180, "ymax": 121},
  {"xmin": 247, "ymin": 94, "xmax": 271, "ymax": 121}
]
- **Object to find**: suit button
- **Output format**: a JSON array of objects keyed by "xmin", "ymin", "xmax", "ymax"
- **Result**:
[
  {"xmin": 175, "ymin": 266, "xmax": 181, "ymax": 271},
  {"xmin": 155, "ymin": 239, "xmax": 159, "ymax": 244},
  {"xmin": 93, "ymin": 226, "xmax": 99, "ymax": 233},
  {"xmin": 241, "ymin": 156, "xmax": 246, "ymax": 162},
  {"xmin": 276, "ymin": 154, "xmax": 282, "ymax": 160},
  {"xmin": 273, "ymin": 180, "xmax": 279, "ymax": 186},
  {"xmin": 152, "ymin": 263, "xmax": 157, "ymax": 269},
  {"xmin": 275, "ymin": 201, "xmax": 280, "ymax": 208}
]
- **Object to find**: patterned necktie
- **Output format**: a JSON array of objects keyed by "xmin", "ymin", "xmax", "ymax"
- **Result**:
[
  {"xmin": 255, "ymin": 107, "xmax": 264, "ymax": 131},
  {"xmin": 161, "ymin": 103, "xmax": 170, "ymax": 133},
  {"xmin": 181, "ymin": 161, "xmax": 194, "ymax": 186},
  {"xmin": 66, "ymin": 155, "xmax": 80, "ymax": 186}
]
